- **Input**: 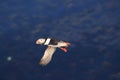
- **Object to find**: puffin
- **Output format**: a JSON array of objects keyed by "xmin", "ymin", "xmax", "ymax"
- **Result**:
[{"xmin": 36, "ymin": 38, "xmax": 70, "ymax": 66}]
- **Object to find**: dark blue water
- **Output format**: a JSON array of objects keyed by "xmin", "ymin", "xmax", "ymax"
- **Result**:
[{"xmin": 0, "ymin": 0, "xmax": 120, "ymax": 80}]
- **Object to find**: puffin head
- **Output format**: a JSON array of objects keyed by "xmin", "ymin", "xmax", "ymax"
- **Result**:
[{"xmin": 36, "ymin": 38, "xmax": 45, "ymax": 44}]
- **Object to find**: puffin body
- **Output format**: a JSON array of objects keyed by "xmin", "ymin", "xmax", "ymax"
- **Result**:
[{"xmin": 36, "ymin": 38, "xmax": 70, "ymax": 66}]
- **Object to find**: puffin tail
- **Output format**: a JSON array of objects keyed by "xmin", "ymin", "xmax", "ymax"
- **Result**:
[{"xmin": 66, "ymin": 42, "xmax": 71, "ymax": 46}]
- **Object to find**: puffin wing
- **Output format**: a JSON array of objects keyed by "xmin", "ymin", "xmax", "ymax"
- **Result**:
[{"xmin": 39, "ymin": 46, "xmax": 56, "ymax": 66}]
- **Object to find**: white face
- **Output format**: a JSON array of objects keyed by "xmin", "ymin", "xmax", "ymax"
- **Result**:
[{"xmin": 36, "ymin": 39, "xmax": 45, "ymax": 44}]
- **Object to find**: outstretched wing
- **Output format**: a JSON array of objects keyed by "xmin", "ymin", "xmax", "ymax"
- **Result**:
[{"xmin": 39, "ymin": 46, "xmax": 56, "ymax": 66}]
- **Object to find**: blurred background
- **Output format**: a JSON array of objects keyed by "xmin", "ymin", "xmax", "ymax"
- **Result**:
[{"xmin": 0, "ymin": 0, "xmax": 120, "ymax": 80}]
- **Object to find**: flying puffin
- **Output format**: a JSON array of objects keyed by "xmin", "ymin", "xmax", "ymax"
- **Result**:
[{"xmin": 36, "ymin": 38, "xmax": 70, "ymax": 66}]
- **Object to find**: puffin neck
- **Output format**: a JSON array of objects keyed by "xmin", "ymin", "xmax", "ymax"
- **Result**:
[{"xmin": 44, "ymin": 38, "xmax": 51, "ymax": 45}]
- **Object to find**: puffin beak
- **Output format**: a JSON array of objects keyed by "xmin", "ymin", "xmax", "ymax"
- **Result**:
[{"xmin": 36, "ymin": 40, "xmax": 40, "ymax": 44}]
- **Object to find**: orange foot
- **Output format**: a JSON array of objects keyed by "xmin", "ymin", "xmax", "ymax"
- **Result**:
[{"xmin": 60, "ymin": 47, "xmax": 67, "ymax": 52}]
